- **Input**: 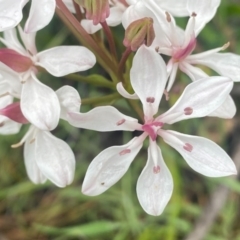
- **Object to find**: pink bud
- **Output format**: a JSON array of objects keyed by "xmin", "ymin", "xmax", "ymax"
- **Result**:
[
  {"xmin": 0, "ymin": 102, "xmax": 29, "ymax": 124},
  {"xmin": 0, "ymin": 49, "xmax": 33, "ymax": 72}
]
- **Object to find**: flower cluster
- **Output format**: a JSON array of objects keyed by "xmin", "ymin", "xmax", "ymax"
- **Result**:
[{"xmin": 0, "ymin": 0, "xmax": 239, "ymax": 216}]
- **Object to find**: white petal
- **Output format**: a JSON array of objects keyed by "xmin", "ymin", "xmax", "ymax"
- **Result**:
[
  {"xmin": 158, "ymin": 77, "xmax": 233, "ymax": 124},
  {"xmin": 160, "ymin": 130, "xmax": 237, "ymax": 177},
  {"xmin": 106, "ymin": 7, "xmax": 124, "ymax": 26},
  {"xmin": 35, "ymin": 130, "xmax": 75, "ymax": 187},
  {"xmin": 187, "ymin": 0, "xmax": 220, "ymax": 36},
  {"xmin": 0, "ymin": 117, "xmax": 21, "ymax": 135},
  {"xmin": 81, "ymin": 20, "xmax": 102, "ymax": 34},
  {"xmin": 21, "ymin": 74, "xmax": 60, "ymax": 131},
  {"xmin": 36, "ymin": 46, "xmax": 96, "ymax": 77},
  {"xmin": 56, "ymin": 86, "xmax": 81, "ymax": 121},
  {"xmin": 137, "ymin": 140, "xmax": 173, "ymax": 216},
  {"xmin": 63, "ymin": 0, "xmax": 76, "ymax": 13},
  {"xmin": 24, "ymin": 0, "xmax": 56, "ymax": 33},
  {"xmin": 24, "ymin": 128, "xmax": 47, "ymax": 184},
  {"xmin": 208, "ymin": 95, "xmax": 236, "ymax": 119},
  {"xmin": 187, "ymin": 53, "xmax": 240, "ymax": 82},
  {"xmin": 0, "ymin": 0, "xmax": 27, "ymax": 31},
  {"xmin": 116, "ymin": 82, "xmax": 138, "ymax": 99},
  {"xmin": 131, "ymin": 45, "xmax": 167, "ymax": 118},
  {"xmin": 82, "ymin": 136, "xmax": 145, "ymax": 196},
  {"xmin": 67, "ymin": 106, "xmax": 140, "ymax": 131}
]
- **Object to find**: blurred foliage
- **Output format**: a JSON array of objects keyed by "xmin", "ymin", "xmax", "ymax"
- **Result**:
[{"xmin": 0, "ymin": 0, "xmax": 240, "ymax": 240}]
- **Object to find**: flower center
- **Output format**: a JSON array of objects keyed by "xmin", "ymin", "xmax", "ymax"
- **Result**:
[{"xmin": 142, "ymin": 121, "xmax": 164, "ymax": 141}]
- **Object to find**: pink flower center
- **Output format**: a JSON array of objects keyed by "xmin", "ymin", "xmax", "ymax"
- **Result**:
[
  {"xmin": 142, "ymin": 121, "xmax": 164, "ymax": 141},
  {"xmin": 173, "ymin": 37, "xmax": 197, "ymax": 62}
]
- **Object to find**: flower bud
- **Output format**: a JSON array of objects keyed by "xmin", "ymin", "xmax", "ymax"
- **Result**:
[
  {"xmin": 74, "ymin": 0, "xmax": 110, "ymax": 25},
  {"xmin": 123, "ymin": 18, "xmax": 155, "ymax": 51},
  {"xmin": 0, "ymin": 48, "xmax": 33, "ymax": 72}
]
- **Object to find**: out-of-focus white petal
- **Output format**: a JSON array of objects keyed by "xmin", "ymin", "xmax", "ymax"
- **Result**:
[
  {"xmin": 160, "ymin": 130, "xmax": 237, "ymax": 177},
  {"xmin": 18, "ymin": 26, "xmax": 37, "ymax": 55},
  {"xmin": 106, "ymin": 6, "xmax": 124, "ymax": 26},
  {"xmin": 116, "ymin": 82, "xmax": 138, "ymax": 99},
  {"xmin": 137, "ymin": 140, "xmax": 173, "ymax": 216},
  {"xmin": 187, "ymin": 53, "xmax": 240, "ymax": 82},
  {"xmin": 63, "ymin": 0, "xmax": 76, "ymax": 13},
  {"xmin": 208, "ymin": 95, "xmax": 236, "ymax": 119},
  {"xmin": 179, "ymin": 61, "xmax": 208, "ymax": 81},
  {"xmin": 158, "ymin": 77, "xmax": 233, "ymax": 124},
  {"xmin": 131, "ymin": 45, "xmax": 167, "ymax": 119},
  {"xmin": 187, "ymin": 0, "xmax": 220, "ymax": 36},
  {"xmin": 24, "ymin": 0, "xmax": 56, "ymax": 33},
  {"xmin": 36, "ymin": 46, "xmax": 96, "ymax": 77},
  {"xmin": 56, "ymin": 86, "xmax": 81, "ymax": 121},
  {"xmin": 3, "ymin": 28, "xmax": 26, "ymax": 54},
  {"xmin": 67, "ymin": 106, "xmax": 141, "ymax": 131},
  {"xmin": 81, "ymin": 20, "xmax": 102, "ymax": 34},
  {"xmin": 0, "ymin": 0, "xmax": 27, "ymax": 32},
  {"xmin": 0, "ymin": 117, "xmax": 21, "ymax": 135},
  {"xmin": 21, "ymin": 74, "xmax": 60, "ymax": 131},
  {"xmin": 82, "ymin": 135, "xmax": 145, "ymax": 196},
  {"xmin": 35, "ymin": 130, "xmax": 75, "ymax": 187},
  {"xmin": 24, "ymin": 128, "xmax": 47, "ymax": 184}
]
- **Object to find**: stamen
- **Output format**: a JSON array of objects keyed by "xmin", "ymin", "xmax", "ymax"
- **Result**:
[
  {"xmin": 164, "ymin": 90, "xmax": 169, "ymax": 101},
  {"xmin": 119, "ymin": 149, "xmax": 131, "ymax": 156},
  {"xmin": 116, "ymin": 119, "xmax": 126, "ymax": 126},
  {"xmin": 153, "ymin": 165, "xmax": 160, "ymax": 174},
  {"xmin": 0, "ymin": 92, "xmax": 9, "ymax": 98},
  {"xmin": 165, "ymin": 12, "xmax": 171, "ymax": 22},
  {"xmin": 183, "ymin": 143, "xmax": 193, "ymax": 152},
  {"xmin": 184, "ymin": 107, "xmax": 193, "ymax": 115},
  {"xmin": 222, "ymin": 42, "xmax": 230, "ymax": 50},
  {"xmin": 30, "ymin": 138, "xmax": 35, "ymax": 144},
  {"xmin": 11, "ymin": 142, "xmax": 24, "ymax": 148},
  {"xmin": 192, "ymin": 12, "xmax": 197, "ymax": 17},
  {"xmin": 146, "ymin": 97, "xmax": 155, "ymax": 103}
]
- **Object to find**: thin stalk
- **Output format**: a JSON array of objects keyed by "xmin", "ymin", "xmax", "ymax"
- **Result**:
[
  {"xmin": 73, "ymin": 0, "xmax": 83, "ymax": 21},
  {"xmin": 56, "ymin": 0, "xmax": 118, "ymax": 83},
  {"xmin": 100, "ymin": 21, "xmax": 118, "ymax": 61},
  {"xmin": 81, "ymin": 93, "xmax": 121, "ymax": 105},
  {"xmin": 127, "ymin": 99, "xmax": 144, "ymax": 122},
  {"xmin": 118, "ymin": 46, "xmax": 132, "ymax": 77}
]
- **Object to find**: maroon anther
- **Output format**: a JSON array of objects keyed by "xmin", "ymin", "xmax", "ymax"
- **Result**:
[
  {"xmin": 146, "ymin": 97, "xmax": 155, "ymax": 103},
  {"xmin": 184, "ymin": 107, "xmax": 193, "ymax": 115},
  {"xmin": 119, "ymin": 149, "xmax": 131, "ymax": 156},
  {"xmin": 183, "ymin": 143, "xmax": 193, "ymax": 152},
  {"xmin": 153, "ymin": 165, "xmax": 160, "ymax": 174}
]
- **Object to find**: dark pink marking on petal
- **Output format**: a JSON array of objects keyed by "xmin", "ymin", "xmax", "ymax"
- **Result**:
[
  {"xmin": 0, "ymin": 102, "xmax": 29, "ymax": 124},
  {"xmin": 184, "ymin": 107, "xmax": 193, "ymax": 115},
  {"xmin": 183, "ymin": 143, "xmax": 193, "ymax": 152},
  {"xmin": 146, "ymin": 97, "xmax": 155, "ymax": 103},
  {"xmin": 117, "ymin": 119, "xmax": 126, "ymax": 126},
  {"xmin": 0, "ymin": 48, "xmax": 33, "ymax": 73},
  {"xmin": 153, "ymin": 165, "xmax": 160, "ymax": 174},
  {"xmin": 119, "ymin": 149, "xmax": 131, "ymax": 156}
]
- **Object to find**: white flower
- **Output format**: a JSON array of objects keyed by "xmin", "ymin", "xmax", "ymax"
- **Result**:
[
  {"xmin": 66, "ymin": 46, "xmax": 236, "ymax": 215},
  {"xmin": 0, "ymin": 27, "xmax": 96, "ymax": 130}
]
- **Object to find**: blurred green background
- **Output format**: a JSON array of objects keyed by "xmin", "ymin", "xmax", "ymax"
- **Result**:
[{"xmin": 1, "ymin": 1, "xmax": 240, "ymax": 239}]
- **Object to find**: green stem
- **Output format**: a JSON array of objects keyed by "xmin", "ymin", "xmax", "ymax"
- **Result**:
[
  {"xmin": 118, "ymin": 46, "xmax": 132, "ymax": 80},
  {"xmin": 66, "ymin": 74, "xmax": 115, "ymax": 89},
  {"xmin": 127, "ymin": 99, "xmax": 144, "ymax": 122},
  {"xmin": 81, "ymin": 93, "xmax": 121, "ymax": 105}
]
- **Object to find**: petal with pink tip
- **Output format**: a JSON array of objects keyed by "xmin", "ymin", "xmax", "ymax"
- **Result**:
[
  {"xmin": 187, "ymin": 0, "xmax": 220, "ymax": 36},
  {"xmin": 82, "ymin": 136, "xmax": 145, "ymax": 196},
  {"xmin": 24, "ymin": 0, "xmax": 56, "ymax": 33},
  {"xmin": 56, "ymin": 86, "xmax": 81, "ymax": 121},
  {"xmin": 21, "ymin": 74, "xmax": 60, "ymax": 131},
  {"xmin": 67, "ymin": 106, "xmax": 140, "ymax": 131},
  {"xmin": 36, "ymin": 46, "xmax": 96, "ymax": 77},
  {"xmin": 0, "ymin": 0, "xmax": 27, "ymax": 32},
  {"xmin": 137, "ymin": 140, "xmax": 173, "ymax": 216},
  {"xmin": 35, "ymin": 130, "xmax": 75, "ymax": 187},
  {"xmin": 131, "ymin": 45, "xmax": 167, "ymax": 119},
  {"xmin": 160, "ymin": 130, "xmax": 237, "ymax": 177},
  {"xmin": 24, "ymin": 129, "xmax": 47, "ymax": 184},
  {"xmin": 158, "ymin": 77, "xmax": 233, "ymax": 124},
  {"xmin": 208, "ymin": 95, "xmax": 236, "ymax": 119}
]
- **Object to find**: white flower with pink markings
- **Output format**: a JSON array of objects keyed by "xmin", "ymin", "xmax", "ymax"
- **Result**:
[{"xmin": 65, "ymin": 46, "xmax": 236, "ymax": 216}]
